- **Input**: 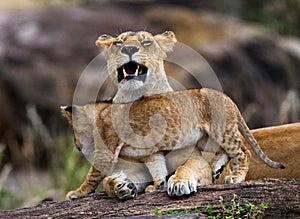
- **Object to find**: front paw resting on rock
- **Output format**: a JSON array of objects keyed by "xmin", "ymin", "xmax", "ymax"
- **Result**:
[
  {"xmin": 66, "ymin": 189, "xmax": 95, "ymax": 200},
  {"xmin": 224, "ymin": 174, "xmax": 245, "ymax": 184},
  {"xmin": 103, "ymin": 171, "xmax": 137, "ymax": 199},
  {"xmin": 167, "ymin": 174, "xmax": 197, "ymax": 197}
]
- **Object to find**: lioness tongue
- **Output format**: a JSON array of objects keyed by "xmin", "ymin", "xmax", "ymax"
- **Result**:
[{"xmin": 125, "ymin": 67, "xmax": 135, "ymax": 75}]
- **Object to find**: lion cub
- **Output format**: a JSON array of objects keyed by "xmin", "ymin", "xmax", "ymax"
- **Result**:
[{"xmin": 62, "ymin": 88, "xmax": 285, "ymax": 198}]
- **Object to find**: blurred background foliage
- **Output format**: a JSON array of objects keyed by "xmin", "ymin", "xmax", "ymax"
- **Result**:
[
  {"xmin": 0, "ymin": 0, "xmax": 299, "ymax": 210},
  {"xmin": 240, "ymin": 0, "xmax": 300, "ymax": 36}
]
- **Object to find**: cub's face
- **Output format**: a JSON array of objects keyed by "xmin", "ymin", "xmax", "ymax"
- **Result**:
[
  {"xmin": 60, "ymin": 105, "xmax": 95, "ymax": 158},
  {"xmin": 96, "ymin": 31, "xmax": 177, "ymax": 92}
]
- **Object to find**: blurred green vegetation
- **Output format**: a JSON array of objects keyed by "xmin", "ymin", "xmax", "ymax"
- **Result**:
[
  {"xmin": 53, "ymin": 0, "xmax": 300, "ymax": 36},
  {"xmin": 0, "ymin": 149, "xmax": 22, "ymax": 210},
  {"xmin": 0, "ymin": 189, "xmax": 23, "ymax": 210},
  {"xmin": 50, "ymin": 134, "xmax": 91, "ymax": 194},
  {"xmin": 0, "ymin": 134, "xmax": 92, "ymax": 210},
  {"xmin": 240, "ymin": 0, "xmax": 300, "ymax": 36}
]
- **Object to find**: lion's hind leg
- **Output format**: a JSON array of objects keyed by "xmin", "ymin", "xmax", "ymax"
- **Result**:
[
  {"xmin": 218, "ymin": 131, "xmax": 251, "ymax": 184},
  {"xmin": 223, "ymin": 147, "xmax": 251, "ymax": 184}
]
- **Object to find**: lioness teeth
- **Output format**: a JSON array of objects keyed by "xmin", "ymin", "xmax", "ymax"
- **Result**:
[
  {"xmin": 134, "ymin": 65, "xmax": 139, "ymax": 76},
  {"xmin": 123, "ymin": 64, "xmax": 140, "ymax": 77},
  {"xmin": 123, "ymin": 67, "xmax": 128, "ymax": 78},
  {"xmin": 117, "ymin": 61, "xmax": 147, "ymax": 82}
]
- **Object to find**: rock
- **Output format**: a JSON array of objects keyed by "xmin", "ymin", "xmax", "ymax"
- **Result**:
[{"xmin": 0, "ymin": 179, "xmax": 299, "ymax": 218}]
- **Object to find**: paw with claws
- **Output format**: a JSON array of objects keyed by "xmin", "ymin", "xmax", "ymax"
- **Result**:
[
  {"xmin": 224, "ymin": 175, "xmax": 245, "ymax": 184},
  {"xmin": 166, "ymin": 154, "xmax": 212, "ymax": 197},
  {"xmin": 66, "ymin": 189, "xmax": 94, "ymax": 201},
  {"xmin": 103, "ymin": 172, "xmax": 137, "ymax": 199},
  {"xmin": 167, "ymin": 175, "xmax": 197, "ymax": 197}
]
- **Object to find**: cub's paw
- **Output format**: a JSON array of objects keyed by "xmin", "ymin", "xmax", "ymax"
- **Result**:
[
  {"xmin": 103, "ymin": 172, "xmax": 137, "ymax": 199},
  {"xmin": 145, "ymin": 180, "xmax": 166, "ymax": 193},
  {"xmin": 145, "ymin": 185, "xmax": 156, "ymax": 193},
  {"xmin": 167, "ymin": 175, "xmax": 197, "ymax": 197},
  {"xmin": 66, "ymin": 190, "xmax": 80, "ymax": 200},
  {"xmin": 224, "ymin": 175, "xmax": 245, "ymax": 184},
  {"xmin": 66, "ymin": 189, "xmax": 93, "ymax": 200}
]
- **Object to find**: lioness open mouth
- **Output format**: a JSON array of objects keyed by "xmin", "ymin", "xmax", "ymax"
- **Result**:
[{"xmin": 117, "ymin": 61, "xmax": 148, "ymax": 83}]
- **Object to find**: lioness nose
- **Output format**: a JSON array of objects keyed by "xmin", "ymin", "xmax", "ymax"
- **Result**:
[{"xmin": 121, "ymin": 46, "xmax": 139, "ymax": 57}]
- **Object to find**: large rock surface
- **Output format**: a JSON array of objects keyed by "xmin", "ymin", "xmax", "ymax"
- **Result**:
[{"xmin": 0, "ymin": 3, "xmax": 299, "ymax": 168}]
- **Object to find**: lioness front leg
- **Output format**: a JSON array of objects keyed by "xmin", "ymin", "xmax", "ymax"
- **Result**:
[
  {"xmin": 142, "ymin": 153, "xmax": 168, "ymax": 193},
  {"xmin": 167, "ymin": 148, "xmax": 212, "ymax": 197},
  {"xmin": 66, "ymin": 165, "xmax": 102, "ymax": 200}
]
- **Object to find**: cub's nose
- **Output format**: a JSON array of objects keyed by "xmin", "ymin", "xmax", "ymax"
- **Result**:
[{"xmin": 121, "ymin": 45, "xmax": 139, "ymax": 57}]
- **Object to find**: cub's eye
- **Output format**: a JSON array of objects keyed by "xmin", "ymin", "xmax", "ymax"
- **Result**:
[
  {"xmin": 141, "ymin": 40, "xmax": 152, "ymax": 46},
  {"xmin": 114, "ymin": 40, "xmax": 123, "ymax": 46}
]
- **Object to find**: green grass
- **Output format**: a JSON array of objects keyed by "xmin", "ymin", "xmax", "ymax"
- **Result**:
[
  {"xmin": 154, "ymin": 194, "xmax": 268, "ymax": 218},
  {"xmin": 50, "ymin": 134, "xmax": 92, "ymax": 197},
  {"xmin": 0, "ymin": 189, "xmax": 23, "ymax": 210},
  {"xmin": 0, "ymin": 133, "xmax": 93, "ymax": 209},
  {"xmin": 0, "ymin": 148, "xmax": 23, "ymax": 210}
]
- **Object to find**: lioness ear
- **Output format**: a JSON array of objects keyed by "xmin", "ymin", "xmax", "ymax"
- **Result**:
[
  {"xmin": 61, "ymin": 105, "xmax": 76, "ymax": 124},
  {"xmin": 154, "ymin": 31, "xmax": 177, "ymax": 53},
  {"xmin": 95, "ymin": 34, "xmax": 115, "ymax": 50}
]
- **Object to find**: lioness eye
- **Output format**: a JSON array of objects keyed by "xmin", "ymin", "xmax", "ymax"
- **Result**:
[
  {"xmin": 114, "ymin": 40, "xmax": 123, "ymax": 46},
  {"xmin": 100, "ymin": 34, "xmax": 111, "ymax": 39},
  {"xmin": 141, "ymin": 40, "xmax": 152, "ymax": 46},
  {"xmin": 163, "ymin": 31, "xmax": 171, "ymax": 36}
]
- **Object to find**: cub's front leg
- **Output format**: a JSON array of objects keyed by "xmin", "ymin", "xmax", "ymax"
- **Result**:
[
  {"xmin": 66, "ymin": 165, "xmax": 102, "ymax": 200},
  {"xmin": 142, "ymin": 153, "xmax": 168, "ymax": 193}
]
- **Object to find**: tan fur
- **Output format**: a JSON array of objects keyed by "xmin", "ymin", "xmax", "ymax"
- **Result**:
[
  {"xmin": 246, "ymin": 123, "xmax": 300, "ymax": 179},
  {"xmin": 200, "ymin": 123, "xmax": 300, "ymax": 185},
  {"xmin": 96, "ymin": 31, "xmax": 176, "ymax": 103},
  {"xmin": 62, "ymin": 88, "xmax": 284, "ymax": 199},
  {"xmin": 95, "ymin": 30, "xmax": 211, "ymax": 199}
]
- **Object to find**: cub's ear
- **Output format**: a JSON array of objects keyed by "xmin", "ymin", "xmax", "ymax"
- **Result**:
[
  {"xmin": 95, "ymin": 34, "xmax": 115, "ymax": 50},
  {"xmin": 60, "ymin": 105, "xmax": 76, "ymax": 124},
  {"xmin": 154, "ymin": 31, "xmax": 177, "ymax": 53}
]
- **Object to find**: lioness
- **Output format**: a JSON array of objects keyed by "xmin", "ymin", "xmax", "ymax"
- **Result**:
[
  {"xmin": 92, "ymin": 30, "xmax": 212, "ymax": 199},
  {"xmin": 62, "ymin": 88, "xmax": 284, "ymax": 198},
  {"xmin": 96, "ymin": 30, "xmax": 175, "ymax": 103}
]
